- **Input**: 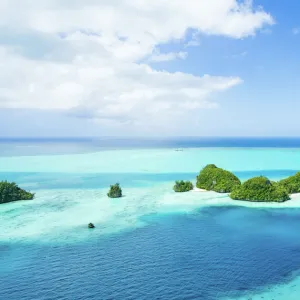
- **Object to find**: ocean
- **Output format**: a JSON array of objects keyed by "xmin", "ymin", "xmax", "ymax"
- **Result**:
[{"xmin": 1, "ymin": 137, "xmax": 300, "ymax": 300}]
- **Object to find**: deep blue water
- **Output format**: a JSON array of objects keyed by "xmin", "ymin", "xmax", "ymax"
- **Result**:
[{"xmin": 1, "ymin": 206, "xmax": 300, "ymax": 300}]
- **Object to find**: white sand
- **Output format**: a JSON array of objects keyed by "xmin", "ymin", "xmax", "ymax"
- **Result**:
[
  {"xmin": 191, "ymin": 187, "xmax": 207, "ymax": 192},
  {"xmin": 290, "ymin": 192, "xmax": 300, "ymax": 199}
]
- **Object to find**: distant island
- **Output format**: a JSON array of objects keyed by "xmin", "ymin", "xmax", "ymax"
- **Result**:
[{"xmin": 0, "ymin": 181, "xmax": 34, "ymax": 204}]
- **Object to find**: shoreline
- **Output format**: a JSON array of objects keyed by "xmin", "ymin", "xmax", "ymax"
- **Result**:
[
  {"xmin": 190, "ymin": 187, "xmax": 300, "ymax": 204},
  {"xmin": 191, "ymin": 187, "xmax": 207, "ymax": 192}
]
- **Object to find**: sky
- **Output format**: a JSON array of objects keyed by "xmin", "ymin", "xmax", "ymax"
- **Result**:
[{"xmin": 0, "ymin": 0, "xmax": 300, "ymax": 137}]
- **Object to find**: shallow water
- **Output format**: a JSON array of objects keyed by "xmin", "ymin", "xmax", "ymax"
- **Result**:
[{"xmin": 2, "ymin": 141, "xmax": 300, "ymax": 299}]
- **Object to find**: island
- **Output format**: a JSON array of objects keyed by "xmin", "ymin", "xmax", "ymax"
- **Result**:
[
  {"xmin": 230, "ymin": 176, "xmax": 290, "ymax": 202},
  {"xmin": 0, "ymin": 181, "xmax": 34, "ymax": 204},
  {"xmin": 196, "ymin": 164, "xmax": 241, "ymax": 193},
  {"xmin": 173, "ymin": 180, "xmax": 193, "ymax": 192},
  {"xmin": 107, "ymin": 183, "xmax": 122, "ymax": 198},
  {"xmin": 278, "ymin": 172, "xmax": 300, "ymax": 194}
]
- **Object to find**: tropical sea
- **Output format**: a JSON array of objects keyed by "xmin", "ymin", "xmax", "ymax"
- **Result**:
[{"xmin": 1, "ymin": 137, "xmax": 300, "ymax": 300}]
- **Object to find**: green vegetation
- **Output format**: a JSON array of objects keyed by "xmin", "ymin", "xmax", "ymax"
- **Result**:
[
  {"xmin": 196, "ymin": 164, "xmax": 241, "ymax": 193},
  {"xmin": 0, "ymin": 181, "xmax": 34, "ymax": 204},
  {"xmin": 107, "ymin": 183, "xmax": 122, "ymax": 198},
  {"xmin": 230, "ymin": 176, "xmax": 290, "ymax": 202},
  {"xmin": 175, "ymin": 165, "xmax": 300, "ymax": 203},
  {"xmin": 173, "ymin": 180, "xmax": 193, "ymax": 192},
  {"xmin": 278, "ymin": 172, "xmax": 300, "ymax": 194}
]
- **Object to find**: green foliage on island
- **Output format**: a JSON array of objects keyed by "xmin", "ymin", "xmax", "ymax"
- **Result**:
[
  {"xmin": 107, "ymin": 183, "xmax": 122, "ymax": 198},
  {"xmin": 230, "ymin": 176, "xmax": 290, "ymax": 202},
  {"xmin": 196, "ymin": 164, "xmax": 241, "ymax": 193},
  {"xmin": 0, "ymin": 181, "xmax": 34, "ymax": 204},
  {"xmin": 173, "ymin": 180, "xmax": 193, "ymax": 193},
  {"xmin": 278, "ymin": 172, "xmax": 300, "ymax": 194}
]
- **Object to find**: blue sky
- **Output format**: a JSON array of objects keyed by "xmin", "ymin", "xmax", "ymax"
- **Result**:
[{"xmin": 0, "ymin": 0, "xmax": 299, "ymax": 137}]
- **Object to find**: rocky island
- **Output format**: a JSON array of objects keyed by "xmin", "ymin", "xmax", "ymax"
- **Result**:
[
  {"xmin": 0, "ymin": 181, "xmax": 34, "ymax": 204},
  {"xmin": 88, "ymin": 223, "xmax": 95, "ymax": 229}
]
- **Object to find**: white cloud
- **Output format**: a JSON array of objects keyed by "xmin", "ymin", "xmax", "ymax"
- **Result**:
[
  {"xmin": 0, "ymin": 0, "xmax": 274, "ymax": 40},
  {"xmin": 149, "ymin": 50, "xmax": 188, "ymax": 62},
  {"xmin": 0, "ymin": 0, "xmax": 273, "ymax": 131},
  {"xmin": 0, "ymin": 46, "xmax": 242, "ymax": 121}
]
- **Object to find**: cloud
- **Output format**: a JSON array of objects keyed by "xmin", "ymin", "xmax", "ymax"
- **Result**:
[
  {"xmin": 184, "ymin": 31, "xmax": 201, "ymax": 48},
  {"xmin": 0, "ymin": 46, "xmax": 241, "ymax": 120},
  {"xmin": 0, "ymin": 0, "xmax": 273, "ymax": 132},
  {"xmin": 0, "ymin": 0, "xmax": 274, "ymax": 40},
  {"xmin": 148, "ymin": 50, "xmax": 188, "ymax": 62}
]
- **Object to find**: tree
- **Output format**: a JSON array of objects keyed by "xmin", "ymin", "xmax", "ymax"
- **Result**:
[
  {"xmin": 0, "ymin": 181, "xmax": 34, "ymax": 204},
  {"xmin": 196, "ymin": 164, "xmax": 241, "ymax": 193},
  {"xmin": 173, "ymin": 180, "xmax": 193, "ymax": 192},
  {"xmin": 278, "ymin": 172, "xmax": 300, "ymax": 194},
  {"xmin": 230, "ymin": 176, "xmax": 290, "ymax": 202},
  {"xmin": 107, "ymin": 183, "xmax": 122, "ymax": 198}
]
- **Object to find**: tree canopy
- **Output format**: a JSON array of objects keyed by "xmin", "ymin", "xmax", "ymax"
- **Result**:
[
  {"xmin": 0, "ymin": 181, "xmax": 34, "ymax": 204},
  {"xmin": 278, "ymin": 172, "xmax": 300, "ymax": 194},
  {"xmin": 173, "ymin": 180, "xmax": 193, "ymax": 192},
  {"xmin": 107, "ymin": 183, "xmax": 122, "ymax": 198},
  {"xmin": 230, "ymin": 176, "xmax": 290, "ymax": 202},
  {"xmin": 196, "ymin": 164, "xmax": 241, "ymax": 193}
]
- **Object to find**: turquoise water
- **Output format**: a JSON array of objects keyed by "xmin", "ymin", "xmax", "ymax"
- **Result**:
[{"xmin": 2, "ymin": 141, "xmax": 300, "ymax": 299}]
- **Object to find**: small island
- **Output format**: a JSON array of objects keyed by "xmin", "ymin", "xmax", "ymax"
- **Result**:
[
  {"xmin": 88, "ymin": 223, "xmax": 95, "ymax": 229},
  {"xmin": 107, "ymin": 183, "xmax": 122, "ymax": 198},
  {"xmin": 230, "ymin": 176, "xmax": 290, "ymax": 202},
  {"xmin": 0, "ymin": 181, "xmax": 34, "ymax": 204},
  {"xmin": 196, "ymin": 164, "xmax": 241, "ymax": 193},
  {"xmin": 173, "ymin": 180, "xmax": 193, "ymax": 192}
]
